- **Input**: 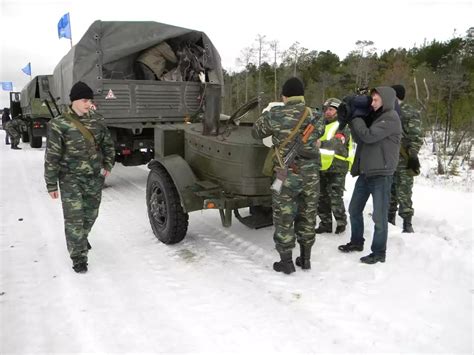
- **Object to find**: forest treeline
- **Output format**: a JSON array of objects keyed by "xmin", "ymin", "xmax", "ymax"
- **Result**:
[{"xmin": 222, "ymin": 30, "xmax": 473, "ymax": 172}]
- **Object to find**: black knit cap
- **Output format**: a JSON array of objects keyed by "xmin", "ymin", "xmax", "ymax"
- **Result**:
[
  {"xmin": 281, "ymin": 77, "xmax": 304, "ymax": 97},
  {"xmin": 69, "ymin": 81, "xmax": 94, "ymax": 102},
  {"xmin": 391, "ymin": 84, "xmax": 406, "ymax": 100}
]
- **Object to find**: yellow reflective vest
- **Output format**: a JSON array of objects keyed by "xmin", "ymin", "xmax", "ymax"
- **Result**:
[{"xmin": 319, "ymin": 121, "xmax": 354, "ymax": 171}]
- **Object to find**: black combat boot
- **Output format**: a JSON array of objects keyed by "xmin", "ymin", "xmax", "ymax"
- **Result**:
[
  {"xmin": 11, "ymin": 143, "xmax": 21, "ymax": 150},
  {"xmin": 335, "ymin": 225, "xmax": 346, "ymax": 234},
  {"xmin": 402, "ymin": 217, "xmax": 414, "ymax": 233},
  {"xmin": 273, "ymin": 251, "xmax": 296, "ymax": 274},
  {"xmin": 72, "ymin": 262, "xmax": 88, "ymax": 273},
  {"xmin": 315, "ymin": 223, "xmax": 332, "ymax": 234},
  {"xmin": 295, "ymin": 244, "xmax": 312, "ymax": 270},
  {"xmin": 388, "ymin": 212, "xmax": 396, "ymax": 226}
]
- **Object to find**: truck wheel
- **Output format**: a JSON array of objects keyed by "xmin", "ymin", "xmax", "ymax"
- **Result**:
[
  {"xmin": 146, "ymin": 165, "xmax": 189, "ymax": 244},
  {"xmin": 30, "ymin": 135, "xmax": 42, "ymax": 148},
  {"xmin": 22, "ymin": 129, "xmax": 30, "ymax": 143}
]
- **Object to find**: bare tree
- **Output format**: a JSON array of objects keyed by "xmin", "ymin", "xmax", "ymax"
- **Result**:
[
  {"xmin": 269, "ymin": 40, "xmax": 280, "ymax": 101},
  {"xmin": 255, "ymin": 34, "xmax": 268, "ymax": 109},
  {"xmin": 355, "ymin": 40, "xmax": 375, "ymax": 89},
  {"xmin": 438, "ymin": 59, "xmax": 468, "ymax": 150},
  {"xmin": 236, "ymin": 47, "xmax": 255, "ymax": 102},
  {"xmin": 284, "ymin": 41, "xmax": 307, "ymax": 77},
  {"xmin": 414, "ymin": 75, "xmax": 447, "ymax": 174}
]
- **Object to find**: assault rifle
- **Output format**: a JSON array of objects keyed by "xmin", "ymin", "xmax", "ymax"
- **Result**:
[{"xmin": 283, "ymin": 121, "xmax": 316, "ymax": 167}]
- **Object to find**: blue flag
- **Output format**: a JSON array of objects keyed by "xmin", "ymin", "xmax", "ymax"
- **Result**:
[
  {"xmin": 1, "ymin": 82, "xmax": 13, "ymax": 91},
  {"xmin": 58, "ymin": 13, "xmax": 72, "ymax": 39},
  {"xmin": 21, "ymin": 62, "xmax": 31, "ymax": 76}
]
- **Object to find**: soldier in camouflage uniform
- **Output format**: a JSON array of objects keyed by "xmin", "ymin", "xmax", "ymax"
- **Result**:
[
  {"xmin": 2, "ymin": 107, "xmax": 11, "ymax": 145},
  {"xmin": 389, "ymin": 85, "xmax": 423, "ymax": 233},
  {"xmin": 252, "ymin": 77, "xmax": 324, "ymax": 274},
  {"xmin": 44, "ymin": 81, "xmax": 115, "ymax": 273},
  {"xmin": 5, "ymin": 115, "xmax": 27, "ymax": 150},
  {"xmin": 316, "ymin": 98, "xmax": 353, "ymax": 235}
]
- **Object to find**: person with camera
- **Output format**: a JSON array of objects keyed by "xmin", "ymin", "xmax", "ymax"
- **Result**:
[
  {"xmin": 337, "ymin": 87, "xmax": 402, "ymax": 264},
  {"xmin": 388, "ymin": 85, "xmax": 423, "ymax": 233},
  {"xmin": 315, "ymin": 97, "xmax": 353, "ymax": 235}
]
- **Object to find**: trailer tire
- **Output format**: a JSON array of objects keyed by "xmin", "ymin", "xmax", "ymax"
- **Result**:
[{"xmin": 146, "ymin": 165, "xmax": 189, "ymax": 244}]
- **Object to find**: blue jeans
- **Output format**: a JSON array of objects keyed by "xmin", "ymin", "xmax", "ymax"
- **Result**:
[{"xmin": 348, "ymin": 174, "xmax": 393, "ymax": 256}]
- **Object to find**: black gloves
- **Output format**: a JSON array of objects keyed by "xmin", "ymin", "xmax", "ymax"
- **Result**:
[
  {"xmin": 407, "ymin": 152, "xmax": 421, "ymax": 175},
  {"xmin": 337, "ymin": 101, "xmax": 351, "ymax": 127}
]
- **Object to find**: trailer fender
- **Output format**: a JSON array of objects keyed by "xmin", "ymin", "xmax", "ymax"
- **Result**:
[{"xmin": 148, "ymin": 155, "xmax": 202, "ymax": 213}]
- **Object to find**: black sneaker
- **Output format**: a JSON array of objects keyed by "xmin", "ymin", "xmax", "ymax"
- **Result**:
[
  {"xmin": 360, "ymin": 253, "xmax": 385, "ymax": 264},
  {"xmin": 87, "ymin": 241, "xmax": 92, "ymax": 250},
  {"xmin": 73, "ymin": 262, "xmax": 88, "ymax": 273},
  {"xmin": 335, "ymin": 225, "xmax": 346, "ymax": 234},
  {"xmin": 338, "ymin": 242, "xmax": 363, "ymax": 253}
]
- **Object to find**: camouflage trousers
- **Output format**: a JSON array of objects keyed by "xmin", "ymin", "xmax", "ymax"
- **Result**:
[
  {"xmin": 59, "ymin": 174, "xmax": 105, "ymax": 265},
  {"xmin": 389, "ymin": 168, "xmax": 414, "ymax": 218},
  {"xmin": 317, "ymin": 172, "xmax": 347, "ymax": 227},
  {"xmin": 272, "ymin": 168, "xmax": 319, "ymax": 253},
  {"xmin": 5, "ymin": 125, "xmax": 21, "ymax": 146}
]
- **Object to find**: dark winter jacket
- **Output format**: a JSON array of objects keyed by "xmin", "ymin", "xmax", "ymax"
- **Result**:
[
  {"xmin": 349, "ymin": 86, "xmax": 402, "ymax": 177},
  {"xmin": 2, "ymin": 108, "xmax": 11, "ymax": 128}
]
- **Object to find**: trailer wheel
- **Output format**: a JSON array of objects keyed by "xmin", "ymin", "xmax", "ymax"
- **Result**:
[{"xmin": 146, "ymin": 165, "xmax": 189, "ymax": 244}]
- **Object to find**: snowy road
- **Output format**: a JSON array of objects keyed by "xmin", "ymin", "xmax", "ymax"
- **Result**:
[{"xmin": 0, "ymin": 133, "xmax": 472, "ymax": 354}]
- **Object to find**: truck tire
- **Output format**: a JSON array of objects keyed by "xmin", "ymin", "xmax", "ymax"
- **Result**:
[
  {"xmin": 30, "ymin": 135, "xmax": 42, "ymax": 148},
  {"xmin": 22, "ymin": 130, "xmax": 30, "ymax": 143},
  {"xmin": 146, "ymin": 165, "xmax": 189, "ymax": 244}
]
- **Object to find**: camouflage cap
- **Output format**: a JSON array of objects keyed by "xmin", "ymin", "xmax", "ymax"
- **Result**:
[{"xmin": 323, "ymin": 97, "xmax": 342, "ymax": 109}]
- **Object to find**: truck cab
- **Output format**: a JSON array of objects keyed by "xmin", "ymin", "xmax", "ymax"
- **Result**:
[{"xmin": 19, "ymin": 75, "xmax": 56, "ymax": 148}]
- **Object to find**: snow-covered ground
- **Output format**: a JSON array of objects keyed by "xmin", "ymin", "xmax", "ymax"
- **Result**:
[{"xmin": 0, "ymin": 130, "xmax": 472, "ymax": 354}]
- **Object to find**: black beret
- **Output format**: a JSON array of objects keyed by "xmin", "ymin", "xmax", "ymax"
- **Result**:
[
  {"xmin": 69, "ymin": 81, "xmax": 94, "ymax": 102},
  {"xmin": 281, "ymin": 77, "xmax": 304, "ymax": 97},
  {"xmin": 391, "ymin": 84, "xmax": 406, "ymax": 100}
]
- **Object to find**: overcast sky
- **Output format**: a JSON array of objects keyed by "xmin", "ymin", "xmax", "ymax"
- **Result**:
[{"xmin": 0, "ymin": 0, "xmax": 472, "ymax": 108}]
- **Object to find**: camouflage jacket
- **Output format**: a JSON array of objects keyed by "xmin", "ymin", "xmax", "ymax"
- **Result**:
[
  {"xmin": 44, "ymin": 107, "xmax": 115, "ymax": 192},
  {"xmin": 399, "ymin": 102, "xmax": 422, "ymax": 166},
  {"xmin": 5, "ymin": 117, "xmax": 27, "ymax": 132},
  {"xmin": 252, "ymin": 96, "xmax": 324, "ymax": 171}
]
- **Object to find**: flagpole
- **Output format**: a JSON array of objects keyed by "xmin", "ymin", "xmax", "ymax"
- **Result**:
[{"xmin": 69, "ymin": 16, "xmax": 73, "ymax": 48}]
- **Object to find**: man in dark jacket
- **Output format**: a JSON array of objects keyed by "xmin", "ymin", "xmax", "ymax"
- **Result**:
[
  {"xmin": 2, "ymin": 108, "xmax": 11, "ymax": 145},
  {"xmin": 338, "ymin": 87, "xmax": 402, "ymax": 264}
]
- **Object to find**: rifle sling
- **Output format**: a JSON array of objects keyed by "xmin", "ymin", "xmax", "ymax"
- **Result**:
[
  {"xmin": 68, "ymin": 117, "xmax": 97, "ymax": 149},
  {"xmin": 274, "ymin": 107, "xmax": 311, "ymax": 167}
]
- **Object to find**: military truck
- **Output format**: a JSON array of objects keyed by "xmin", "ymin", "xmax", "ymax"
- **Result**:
[
  {"xmin": 13, "ymin": 75, "xmax": 56, "ymax": 148},
  {"xmin": 52, "ymin": 20, "xmax": 272, "ymax": 243}
]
